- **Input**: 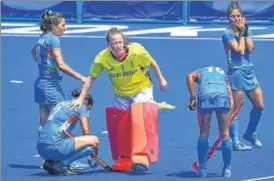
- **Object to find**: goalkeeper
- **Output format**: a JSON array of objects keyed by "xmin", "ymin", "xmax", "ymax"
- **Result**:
[{"xmin": 71, "ymin": 27, "xmax": 175, "ymax": 172}]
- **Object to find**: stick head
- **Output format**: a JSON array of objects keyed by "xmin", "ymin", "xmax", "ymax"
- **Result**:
[{"xmin": 192, "ymin": 161, "xmax": 199, "ymax": 171}]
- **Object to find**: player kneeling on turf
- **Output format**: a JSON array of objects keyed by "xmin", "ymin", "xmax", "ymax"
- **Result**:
[{"xmin": 37, "ymin": 89, "xmax": 99, "ymax": 176}]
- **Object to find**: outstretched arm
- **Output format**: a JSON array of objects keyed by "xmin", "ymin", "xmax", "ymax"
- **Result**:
[{"xmin": 76, "ymin": 75, "xmax": 96, "ymax": 105}]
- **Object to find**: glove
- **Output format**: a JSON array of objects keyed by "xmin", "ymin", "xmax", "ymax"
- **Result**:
[
  {"xmin": 237, "ymin": 24, "xmax": 248, "ymax": 37},
  {"xmin": 188, "ymin": 96, "xmax": 197, "ymax": 111}
]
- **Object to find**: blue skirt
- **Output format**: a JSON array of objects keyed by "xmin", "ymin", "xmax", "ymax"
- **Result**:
[
  {"xmin": 227, "ymin": 66, "xmax": 260, "ymax": 91},
  {"xmin": 198, "ymin": 93, "xmax": 230, "ymax": 115},
  {"xmin": 34, "ymin": 77, "xmax": 65, "ymax": 105}
]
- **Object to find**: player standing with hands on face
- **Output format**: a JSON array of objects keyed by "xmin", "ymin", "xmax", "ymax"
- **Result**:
[{"xmin": 222, "ymin": 1, "xmax": 264, "ymax": 150}]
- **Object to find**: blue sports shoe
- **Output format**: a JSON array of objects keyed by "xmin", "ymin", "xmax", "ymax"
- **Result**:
[
  {"xmin": 197, "ymin": 169, "xmax": 207, "ymax": 178},
  {"xmin": 233, "ymin": 141, "xmax": 252, "ymax": 151},
  {"xmin": 70, "ymin": 158, "xmax": 90, "ymax": 171},
  {"xmin": 243, "ymin": 133, "xmax": 262, "ymax": 148},
  {"xmin": 222, "ymin": 167, "xmax": 232, "ymax": 177},
  {"xmin": 53, "ymin": 161, "xmax": 76, "ymax": 176},
  {"xmin": 131, "ymin": 163, "xmax": 148, "ymax": 172}
]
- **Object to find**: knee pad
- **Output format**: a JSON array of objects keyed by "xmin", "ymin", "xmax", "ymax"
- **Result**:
[
  {"xmin": 130, "ymin": 102, "xmax": 159, "ymax": 163},
  {"xmin": 106, "ymin": 107, "xmax": 131, "ymax": 161}
]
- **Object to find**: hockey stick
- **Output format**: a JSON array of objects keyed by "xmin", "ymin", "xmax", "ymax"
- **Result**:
[
  {"xmin": 63, "ymin": 130, "xmax": 113, "ymax": 171},
  {"xmin": 192, "ymin": 100, "xmax": 244, "ymax": 171}
]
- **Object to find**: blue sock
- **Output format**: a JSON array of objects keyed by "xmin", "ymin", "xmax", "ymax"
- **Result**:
[
  {"xmin": 229, "ymin": 117, "xmax": 239, "ymax": 144},
  {"xmin": 221, "ymin": 138, "xmax": 232, "ymax": 168},
  {"xmin": 197, "ymin": 137, "xmax": 209, "ymax": 170},
  {"xmin": 38, "ymin": 126, "xmax": 43, "ymax": 137},
  {"xmin": 245, "ymin": 109, "xmax": 262, "ymax": 136},
  {"xmin": 61, "ymin": 146, "xmax": 95, "ymax": 165}
]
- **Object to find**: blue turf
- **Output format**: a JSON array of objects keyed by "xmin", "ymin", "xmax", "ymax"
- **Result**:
[{"xmin": 2, "ymin": 23, "xmax": 274, "ymax": 181}]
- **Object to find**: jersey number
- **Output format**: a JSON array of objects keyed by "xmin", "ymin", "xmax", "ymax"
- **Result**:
[
  {"xmin": 207, "ymin": 66, "xmax": 225, "ymax": 74},
  {"xmin": 48, "ymin": 105, "xmax": 61, "ymax": 120}
]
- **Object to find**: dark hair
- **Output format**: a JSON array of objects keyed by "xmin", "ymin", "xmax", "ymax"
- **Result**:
[
  {"xmin": 40, "ymin": 9, "xmax": 64, "ymax": 32},
  {"xmin": 227, "ymin": 0, "xmax": 242, "ymax": 17},
  {"xmin": 106, "ymin": 27, "xmax": 129, "ymax": 45},
  {"xmin": 71, "ymin": 88, "xmax": 93, "ymax": 106}
]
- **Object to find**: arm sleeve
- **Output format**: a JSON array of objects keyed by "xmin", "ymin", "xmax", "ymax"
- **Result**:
[
  {"xmin": 195, "ymin": 67, "xmax": 206, "ymax": 83},
  {"xmin": 50, "ymin": 35, "xmax": 61, "ymax": 50},
  {"xmin": 222, "ymin": 31, "xmax": 235, "ymax": 46},
  {"xmin": 90, "ymin": 54, "xmax": 104, "ymax": 77}
]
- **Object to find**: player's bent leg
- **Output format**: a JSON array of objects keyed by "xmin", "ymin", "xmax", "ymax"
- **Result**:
[
  {"xmin": 229, "ymin": 90, "xmax": 243, "ymax": 144},
  {"xmin": 130, "ymin": 102, "xmax": 159, "ymax": 172},
  {"xmin": 229, "ymin": 91, "xmax": 252, "ymax": 151},
  {"xmin": 106, "ymin": 107, "xmax": 132, "ymax": 171},
  {"xmin": 196, "ymin": 110, "xmax": 211, "ymax": 178},
  {"xmin": 244, "ymin": 88, "xmax": 264, "ymax": 148},
  {"xmin": 39, "ymin": 104, "xmax": 51, "ymax": 127},
  {"xmin": 74, "ymin": 135, "xmax": 99, "ymax": 151},
  {"xmin": 37, "ymin": 142, "xmax": 76, "ymax": 176},
  {"xmin": 58, "ymin": 136, "xmax": 98, "ymax": 172},
  {"xmin": 72, "ymin": 136, "xmax": 99, "ymax": 170},
  {"xmin": 230, "ymin": 118, "xmax": 252, "ymax": 151},
  {"xmin": 63, "ymin": 146, "xmax": 96, "ymax": 171}
]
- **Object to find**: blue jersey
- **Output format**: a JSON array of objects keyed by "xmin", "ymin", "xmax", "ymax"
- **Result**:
[
  {"xmin": 38, "ymin": 101, "xmax": 89, "ymax": 144},
  {"xmin": 222, "ymin": 28, "xmax": 253, "ymax": 69},
  {"xmin": 34, "ymin": 32, "xmax": 62, "ymax": 79},
  {"xmin": 196, "ymin": 66, "xmax": 229, "ymax": 97}
]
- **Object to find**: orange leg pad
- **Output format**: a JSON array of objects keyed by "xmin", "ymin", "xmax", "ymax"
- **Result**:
[
  {"xmin": 106, "ymin": 107, "xmax": 131, "ymax": 161},
  {"xmin": 130, "ymin": 102, "xmax": 159, "ymax": 163}
]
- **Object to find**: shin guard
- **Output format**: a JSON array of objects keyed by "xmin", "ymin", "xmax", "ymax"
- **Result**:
[
  {"xmin": 130, "ymin": 102, "xmax": 159, "ymax": 164},
  {"xmin": 106, "ymin": 107, "xmax": 131, "ymax": 161}
]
